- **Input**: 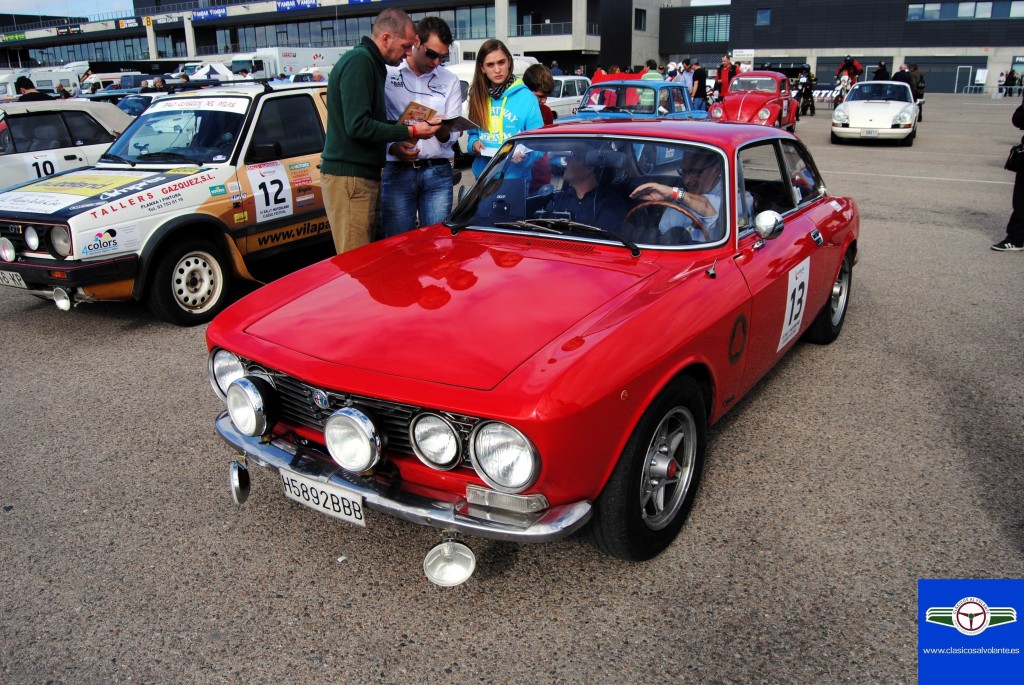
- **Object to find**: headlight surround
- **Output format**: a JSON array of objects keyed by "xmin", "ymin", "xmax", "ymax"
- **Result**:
[
  {"xmin": 48, "ymin": 225, "xmax": 72, "ymax": 258},
  {"xmin": 325, "ymin": 408, "xmax": 381, "ymax": 473},
  {"xmin": 832, "ymin": 108, "xmax": 849, "ymax": 124},
  {"xmin": 709, "ymin": 105, "xmax": 724, "ymax": 119},
  {"xmin": 226, "ymin": 376, "xmax": 276, "ymax": 437},
  {"xmin": 24, "ymin": 226, "xmax": 40, "ymax": 251},
  {"xmin": 208, "ymin": 349, "xmax": 245, "ymax": 400},
  {"xmin": 0, "ymin": 237, "xmax": 14, "ymax": 262},
  {"xmin": 757, "ymin": 107, "xmax": 771, "ymax": 121},
  {"xmin": 470, "ymin": 422, "xmax": 539, "ymax": 493},
  {"xmin": 410, "ymin": 413, "xmax": 461, "ymax": 470}
]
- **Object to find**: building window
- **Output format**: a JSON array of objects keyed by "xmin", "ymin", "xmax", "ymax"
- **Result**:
[
  {"xmin": 1012, "ymin": 1, "xmax": 1024, "ymax": 17},
  {"xmin": 976, "ymin": 2, "xmax": 992, "ymax": 17},
  {"xmin": 684, "ymin": 13, "xmax": 730, "ymax": 42},
  {"xmin": 755, "ymin": 9, "xmax": 771, "ymax": 25},
  {"xmin": 635, "ymin": 9, "xmax": 647, "ymax": 31},
  {"xmin": 957, "ymin": 1, "xmax": 975, "ymax": 16}
]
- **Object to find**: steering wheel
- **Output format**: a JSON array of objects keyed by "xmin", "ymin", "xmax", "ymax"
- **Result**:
[{"xmin": 625, "ymin": 200, "xmax": 710, "ymax": 242}]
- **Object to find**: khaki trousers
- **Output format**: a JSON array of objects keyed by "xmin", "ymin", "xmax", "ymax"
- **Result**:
[{"xmin": 322, "ymin": 173, "xmax": 381, "ymax": 255}]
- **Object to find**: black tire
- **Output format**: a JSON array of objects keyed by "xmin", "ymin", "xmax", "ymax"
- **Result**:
[
  {"xmin": 830, "ymin": 131, "xmax": 842, "ymax": 144},
  {"xmin": 590, "ymin": 376, "xmax": 707, "ymax": 561},
  {"xmin": 901, "ymin": 128, "xmax": 916, "ymax": 147},
  {"xmin": 146, "ymin": 239, "xmax": 231, "ymax": 326},
  {"xmin": 804, "ymin": 249, "xmax": 852, "ymax": 344}
]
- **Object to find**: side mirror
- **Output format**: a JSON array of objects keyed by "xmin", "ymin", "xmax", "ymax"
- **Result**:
[
  {"xmin": 754, "ymin": 210, "xmax": 784, "ymax": 241},
  {"xmin": 247, "ymin": 141, "xmax": 282, "ymax": 163}
]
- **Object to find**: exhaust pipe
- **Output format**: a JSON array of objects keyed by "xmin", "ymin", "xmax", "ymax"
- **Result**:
[{"xmin": 53, "ymin": 287, "xmax": 72, "ymax": 311}]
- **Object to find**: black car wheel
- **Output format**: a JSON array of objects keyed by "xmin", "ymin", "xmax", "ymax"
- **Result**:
[
  {"xmin": 804, "ymin": 249, "xmax": 852, "ymax": 344},
  {"xmin": 590, "ymin": 376, "xmax": 707, "ymax": 561},
  {"xmin": 147, "ymin": 239, "xmax": 231, "ymax": 326}
]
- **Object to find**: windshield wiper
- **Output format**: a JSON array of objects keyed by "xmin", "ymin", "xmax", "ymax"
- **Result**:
[
  {"xmin": 137, "ymin": 151, "xmax": 204, "ymax": 166},
  {"xmin": 538, "ymin": 218, "xmax": 641, "ymax": 257},
  {"xmin": 493, "ymin": 220, "xmax": 564, "ymax": 235},
  {"xmin": 99, "ymin": 152, "xmax": 136, "ymax": 166}
]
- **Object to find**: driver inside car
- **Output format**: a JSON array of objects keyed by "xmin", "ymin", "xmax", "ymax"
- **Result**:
[
  {"xmin": 540, "ymin": 146, "xmax": 628, "ymax": 230},
  {"xmin": 630, "ymin": 149, "xmax": 724, "ymax": 242}
]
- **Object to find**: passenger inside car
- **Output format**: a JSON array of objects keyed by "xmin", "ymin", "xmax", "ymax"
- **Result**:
[
  {"xmin": 540, "ymin": 145, "xmax": 628, "ymax": 230},
  {"xmin": 629, "ymin": 148, "xmax": 725, "ymax": 243}
]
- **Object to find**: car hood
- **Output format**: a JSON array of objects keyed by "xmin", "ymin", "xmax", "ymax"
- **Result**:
[
  {"xmin": 844, "ymin": 100, "xmax": 912, "ymax": 126},
  {"xmin": 242, "ymin": 232, "xmax": 660, "ymax": 390},
  {"xmin": 725, "ymin": 92, "xmax": 776, "ymax": 121},
  {"xmin": 0, "ymin": 165, "xmax": 217, "ymax": 220}
]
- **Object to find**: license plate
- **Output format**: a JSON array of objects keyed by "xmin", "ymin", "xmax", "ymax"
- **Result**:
[
  {"xmin": 0, "ymin": 270, "xmax": 27, "ymax": 289},
  {"xmin": 860, "ymin": 129, "xmax": 879, "ymax": 137},
  {"xmin": 280, "ymin": 469, "xmax": 366, "ymax": 527}
]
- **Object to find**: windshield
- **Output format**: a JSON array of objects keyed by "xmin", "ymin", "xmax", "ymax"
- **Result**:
[
  {"xmin": 447, "ymin": 135, "xmax": 730, "ymax": 248},
  {"xmin": 104, "ymin": 95, "xmax": 248, "ymax": 165},
  {"xmin": 730, "ymin": 77, "xmax": 777, "ymax": 94},
  {"xmin": 579, "ymin": 84, "xmax": 659, "ymax": 115},
  {"xmin": 846, "ymin": 84, "xmax": 911, "ymax": 102}
]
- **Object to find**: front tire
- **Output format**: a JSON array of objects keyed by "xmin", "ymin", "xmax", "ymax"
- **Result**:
[
  {"xmin": 804, "ymin": 249, "xmax": 852, "ymax": 344},
  {"xmin": 830, "ymin": 131, "xmax": 842, "ymax": 144},
  {"xmin": 590, "ymin": 377, "xmax": 707, "ymax": 561},
  {"xmin": 147, "ymin": 239, "xmax": 231, "ymax": 326}
]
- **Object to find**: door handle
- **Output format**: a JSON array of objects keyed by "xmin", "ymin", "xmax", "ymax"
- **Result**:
[
  {"xmin": 810, "ymin": 229, "xmax": 823, "ymax": 246},
  {"xmin": 64, "ymin": 154, "xmax": 78, "ymax": 160}
]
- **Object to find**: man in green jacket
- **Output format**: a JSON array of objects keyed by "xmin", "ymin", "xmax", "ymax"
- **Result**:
[{"xmin": 322, "ymin": 7, "xmax": 441, "ymax": 254}]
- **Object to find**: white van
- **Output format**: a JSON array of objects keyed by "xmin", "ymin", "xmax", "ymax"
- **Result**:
[{"xmin": 81, "ymin": 72, "xmax": 144, "ymax": 91}]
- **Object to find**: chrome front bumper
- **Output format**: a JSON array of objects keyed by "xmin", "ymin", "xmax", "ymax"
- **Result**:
[{"xmin": 215, "ymin": 412, "xmax": 592, "ymax": 543}]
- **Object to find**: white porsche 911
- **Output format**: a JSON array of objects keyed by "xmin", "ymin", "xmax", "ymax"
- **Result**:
[{"xmin": 830, "ymin": 81, "xmax": 920, "ymax": 146}]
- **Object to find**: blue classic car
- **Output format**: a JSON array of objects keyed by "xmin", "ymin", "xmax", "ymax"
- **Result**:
[{"xmin": 563, "ymin": 78, "xmax": 710, "ymax": 122}]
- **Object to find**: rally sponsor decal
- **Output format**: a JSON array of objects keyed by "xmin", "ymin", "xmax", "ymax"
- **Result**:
[
  {"xmin": 247, "ymin": 218, "xmax": 330, "ymax": 251},
  {"xmin": 288, "ymin": 162, "xmax": 311, "ymax": 170},
  {"xmin": 83, "ymin": 171, "xmax": 217, "ymax": 220},
  {"xmin": 149, "ymin": 97, "xmax": 249, "ymax": 114},
  {"xmin": 246, "ymin": 162, "xmax": 294, "ymax": 223},
  {"xmin": 209, "ymin": 184, "xmax": 227, "ymax": 196},
  {"xmin": 778, "ymin": 256, "xmax": 810, "ymax": 351},
  {"xmin": 227, "ymin": 181, "xmax": 241, "ymax": 193},
  {"xmin": 78, "ymin": 224, "xmax": 142, "ymax": 258}
]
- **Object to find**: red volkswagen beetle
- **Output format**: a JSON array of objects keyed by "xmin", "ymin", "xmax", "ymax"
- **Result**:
[
  {"xmin": 709, "ymin": 71, "xmax": 799, "ymax": 132},
  {"xmin": 207, "ymin": 120, "xmax": 858, "ymax": 584}
]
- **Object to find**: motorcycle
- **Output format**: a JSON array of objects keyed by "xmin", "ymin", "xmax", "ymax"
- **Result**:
[
  {"xmin": 833, "ymin": 73, "xmax": 851, "ymax": 109},
  {"xmin": 797, "ymin": 73, "xmax": 816, "ymax": 116}
]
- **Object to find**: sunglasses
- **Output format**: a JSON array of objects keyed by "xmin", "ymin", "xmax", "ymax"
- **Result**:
[{"xmin": 423, "ymin": 46, "xmax": 450, "ymax": 63}]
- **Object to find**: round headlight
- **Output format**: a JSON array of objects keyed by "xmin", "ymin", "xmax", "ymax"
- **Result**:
[
  {"xmin": 893, "ymin": 110, "xmax": 912, "ymax": 125},
  {"xmin": 49, "ymin": 225, "xmax": 71, "ymax": 258},
  {"xmin": 325, "ymin": 408, "xmax": 381, "ymax": 473},
  {"xmin": 410, "ymin": 413, "xmax": 461, "ymax": 469},
  {"xmin": 832, "ymin": 109, "xmax": 849, "ymax": 124},
  {"xmin": 209, "ymin": 349, "xmax": 245, "ymax": 399},
  {"xmin": 0, "ymin": 237, "xmax": 14, "ymax": 262},
  {"xmin": 710, "ymin": 105, "xmax": 724, "ymax": 119},
  {"xmin": 226, "ymin": 376, "xmax": 275, "ymax": 437},
  {"xmin": 24, "ymin": 226, "xmax": 40, "ymax": 251},
  {"xmin": 470, "ymin": 422, "xmax": 539, "ymax": 493},
  {"xmin": 757, "ymin": 107, "xmax": 771, "ymax": 121}
]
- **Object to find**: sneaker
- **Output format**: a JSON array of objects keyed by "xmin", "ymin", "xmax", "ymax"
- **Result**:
[{"xmin": 991, "ymin": 240, "xmax": 1024, "ymax": 251}]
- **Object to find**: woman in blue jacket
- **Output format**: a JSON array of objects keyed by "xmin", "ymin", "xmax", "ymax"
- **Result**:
[{"xmin": 466, "ymin": 39, "xmax": 543, "ymax": 178}]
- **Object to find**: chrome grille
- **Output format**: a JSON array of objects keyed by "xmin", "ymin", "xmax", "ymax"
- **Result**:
[{"xmin": 246, "ymin": 363, "xmax": 478, "ymax": 462}]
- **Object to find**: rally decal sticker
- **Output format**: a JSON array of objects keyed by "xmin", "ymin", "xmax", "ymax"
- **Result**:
[
  {"xmin": 246, "ymin": 161, "xmax": 294, "ymax": 223},
  {"xmin": 778, "ymin": 256, "xmax": 810, "ymax": 351}
]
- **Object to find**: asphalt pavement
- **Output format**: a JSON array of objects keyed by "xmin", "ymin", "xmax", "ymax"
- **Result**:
[{"xmin": 2, "ymin": 93, "xmax": 1023, "ymax": 684}]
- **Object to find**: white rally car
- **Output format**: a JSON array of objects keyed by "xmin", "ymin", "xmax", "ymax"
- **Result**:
[
  {"xmin": 0, "ymin": 99, "xmax": 134, "ymax": 191},
  {"xmin": 0, "ymin": 84, "xmax": 332, "ymax": 325},
  {"xmin": 830, "ymin": 80, "xmax": 920, "ymax": 146}
]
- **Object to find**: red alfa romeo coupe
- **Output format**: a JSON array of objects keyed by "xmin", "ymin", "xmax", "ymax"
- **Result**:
[
  {"xmin": 709, "ymin": 71, "xmax": 799, "ymax": 132},
  {"xmin": 207, "ymin": 120, "xmax": 859, "ymax": 585}
]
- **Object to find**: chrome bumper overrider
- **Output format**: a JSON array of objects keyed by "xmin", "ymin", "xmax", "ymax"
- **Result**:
[{"xmin": 215, "ymin": 412, "xmax": 592, "ymax": 542}]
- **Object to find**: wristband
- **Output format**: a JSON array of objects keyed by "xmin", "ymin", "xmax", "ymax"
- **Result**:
[
  {"xmin": 410, "ymin": 124, "xmax": 418, "ymax": 138},
  {"xmin": 671, "ymin": 187, "xmax": 682, "ymax": 202}
]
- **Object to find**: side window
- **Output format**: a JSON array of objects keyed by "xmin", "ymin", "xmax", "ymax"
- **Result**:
[
  {"xmin": 780, "ymin": 140, "xmax": 823, "ymax": 205},
  {"xmin": 550, "ymin": 80, "xmax": 563, "ymax": 98},
  {"xmin": 8, "ymin": 113, "xmax": 73, "ymax": 153},
  {"xmin": 669, "ymin": 86, "xmax": 687, "ymax": 110},
  {"xmin": 247, "ymin": 94, "xmax": 324, "ymax": 162},
  {"xmin": 63, "ymin": 111, "xmax": 117, "ymax": 146},
  {"xmin": 737, "ymin": 140, "xmax": 795, "ymax": 231}
]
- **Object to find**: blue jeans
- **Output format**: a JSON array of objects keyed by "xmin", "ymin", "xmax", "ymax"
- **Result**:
[
  {"xmin": 692, "ymin": 97, "xmax": 707, "ymax": 111},
  {"xmin": 380, "ymin": 162, "xmax": 453, "ymax": 238}
]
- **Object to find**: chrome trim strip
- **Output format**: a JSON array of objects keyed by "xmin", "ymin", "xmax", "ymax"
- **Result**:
[{"xmin": 216, "ymin": 412, "xmax": 592, "ymax": 543}]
